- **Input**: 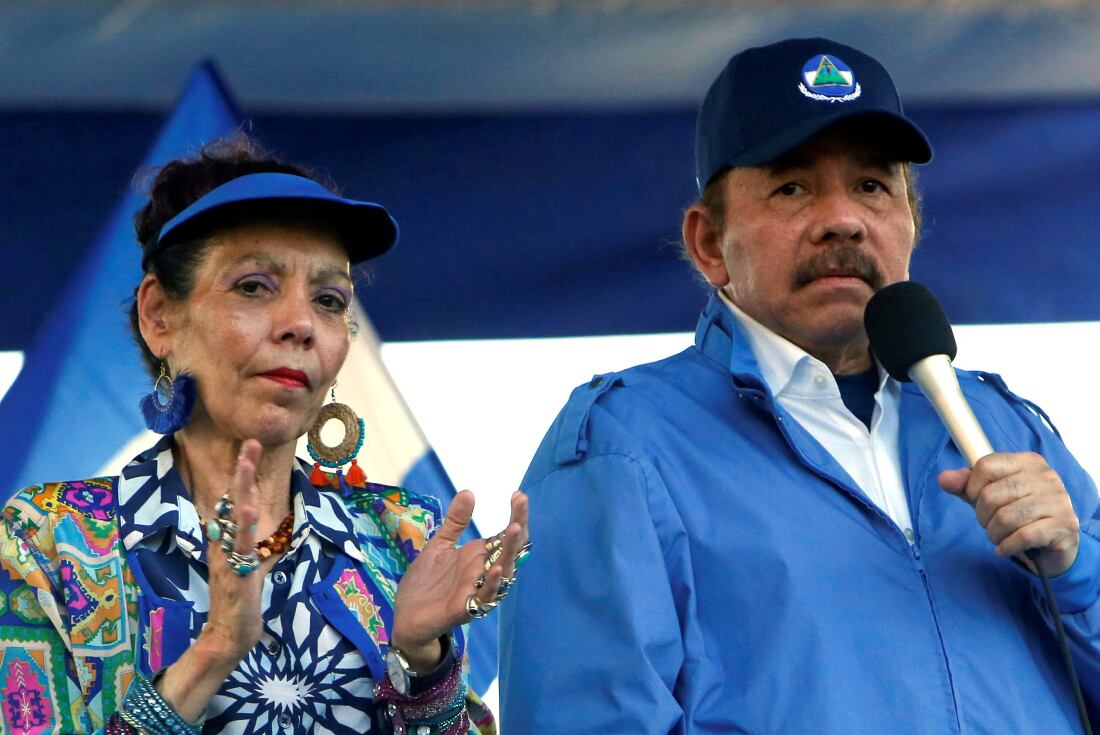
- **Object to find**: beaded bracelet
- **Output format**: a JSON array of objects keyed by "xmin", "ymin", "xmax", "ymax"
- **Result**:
[
  {"xmin": 119, "ymin": 673, "xmax": 202, "ymax": 735},
  {"xmin": 104, "ymin": 713, "xmax": 137, "ymax": 735},
  {"xmin": 375, "ymin": 655, "xmax": 470, "ymax": 735}
]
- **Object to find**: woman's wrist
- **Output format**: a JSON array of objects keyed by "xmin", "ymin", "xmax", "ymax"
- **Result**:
[
  {"xmin": 392, "ymin": 636, "xmax": 443, "ymax": 674},
  {"xmin": 156, "ymin": 632, "xmax": 243, "ymax": 723},
  {"xmin": 120, "ymin": 674, "xmax": 202, "ymax": 734},
  {"xmin": 375, "ymin": 648, "xmax": 468, "ymax": 735}
]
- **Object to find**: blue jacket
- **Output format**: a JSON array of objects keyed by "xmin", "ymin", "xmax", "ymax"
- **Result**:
[{"xmin": 500, "ymin": 293, "xmax": 1100, "ymax": 734}]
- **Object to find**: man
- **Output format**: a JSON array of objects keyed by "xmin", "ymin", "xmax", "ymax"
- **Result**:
[{"xmin": 500, "ymin": 38, "xmax": 1100, "ymax": 733}]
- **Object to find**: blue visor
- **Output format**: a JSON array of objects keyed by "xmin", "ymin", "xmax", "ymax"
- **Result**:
[{"xmin": 146, "ymin": 172, "xmax": 398, "ymax": 268}]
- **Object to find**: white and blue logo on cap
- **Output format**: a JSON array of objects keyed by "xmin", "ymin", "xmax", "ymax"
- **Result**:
[{"xmin": 799, "ymin": 54, "xmax": 861, "ymax": 102}]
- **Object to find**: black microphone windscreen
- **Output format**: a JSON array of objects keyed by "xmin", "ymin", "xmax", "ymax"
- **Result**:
[{"xmin": 864, "ymin": 281, "xmax": 958, "ymax": 382}]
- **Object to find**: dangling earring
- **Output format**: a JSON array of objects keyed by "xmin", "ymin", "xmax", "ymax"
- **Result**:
[
  {"xmin": 140, "ymin": 361, "xmax": 196, "ymax": 434},
  {"xmin": 307, "ymin": 383, "xmax": 367, "ymax": 494}
]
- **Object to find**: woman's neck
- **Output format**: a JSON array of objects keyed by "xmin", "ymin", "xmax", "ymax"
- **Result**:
[{"xmin": 172, "ymin": 421, "xmax": 296, "ymax": 534}]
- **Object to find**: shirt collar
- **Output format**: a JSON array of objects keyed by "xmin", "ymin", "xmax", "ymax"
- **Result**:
[
  {"xmin": 698, "ymin": 288, "xmax": 889, "ymax": 398},
  {"xmin": 291, "ymin": 460, "xmax": 367, "ymax": 563},
  {"xmin": 117, "ymin": 435, "xmax": 205, "ymax": 557},
  {"xmin": 715, "ymin": 289, "xmax": 821, "ymax": 399},
  {"xmin": 117, "ymin": 436, "xmax": 365, "ymax": 563}
]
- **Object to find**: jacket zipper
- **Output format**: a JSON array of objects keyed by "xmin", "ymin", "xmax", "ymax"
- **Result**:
[{"xmin": 767, "ymin": 401, "xmax": 965, "ymax": 732}]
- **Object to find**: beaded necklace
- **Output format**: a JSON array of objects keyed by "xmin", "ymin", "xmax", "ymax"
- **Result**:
[{"xmin": 201, "ymin": 512, "xmax": 295, "ymax": 560}]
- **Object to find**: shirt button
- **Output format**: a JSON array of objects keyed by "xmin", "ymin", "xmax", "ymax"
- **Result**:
[
  {"xmin": 273, "ymin": 570, "xmax": 288, "ymax": 585},
  {"xmin": 814, "ymin": 374, "xmax": 827, "ymax": 385},
  {"xmin": 267, "ymin": 640, "xmax": 281, "ymax": 656},
  {"xmin": 904, "ymin": 528, "xmax": 916, "ymax": 543},
  {"xmin": 278, "ymin": 712, "xmax": 292, "ymax": 729}
]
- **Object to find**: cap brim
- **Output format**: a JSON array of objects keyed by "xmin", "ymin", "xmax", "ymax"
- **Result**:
[
  {"xmin": 154, "ymin": 173, "xmax": 398, "ymax": 266},
  {"xmin": 724, "ymin": 109, "xmax": 932, "ymax": 172}
]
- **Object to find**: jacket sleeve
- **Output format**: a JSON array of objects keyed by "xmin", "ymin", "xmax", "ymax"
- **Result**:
[
  {"xmin": 0, "ymin": 490, "xmax": 105, "ymax": 734},
  {"xmin": 978, "ymin": 379, "xmax": 1100, "ymax": 712},
  {"xmin": 374, "ymin": 487, "xmax": 496, "ymax": 735},
  {"xmin": 499, "ymin": 400, "xmax": 696, "ymax": 735},
  {"xmin": 1027, "ymin": 427, "xmax": 1100, "ymax": 713}
]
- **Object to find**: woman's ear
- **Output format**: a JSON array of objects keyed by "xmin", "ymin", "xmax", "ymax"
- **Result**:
[{"xmin": 136, "ymin": 274, "xmax": 175, "ymax": 360}]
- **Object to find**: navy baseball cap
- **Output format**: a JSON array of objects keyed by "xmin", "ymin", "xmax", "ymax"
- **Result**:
[
  {"xmin": 695, "ymin": 37, "xmax": 932, "ymax": 192},
  {"xmin": 146, "ymin": 172, "xmax": 399, "ymax": 268}
]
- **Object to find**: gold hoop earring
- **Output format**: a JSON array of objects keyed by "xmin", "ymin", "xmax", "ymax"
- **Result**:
[{"xmin": 307, "ymin": 384, "xmax": 367, "ymax": 492}]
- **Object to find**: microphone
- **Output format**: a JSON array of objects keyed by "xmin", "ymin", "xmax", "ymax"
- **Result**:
[
  {"xmin": 863, "ymin": 281, "xmax": 992, "ymax": 467},
  {"xmin": 865, "ymin": 281, "xmax": 1094, "ymax": 735}
]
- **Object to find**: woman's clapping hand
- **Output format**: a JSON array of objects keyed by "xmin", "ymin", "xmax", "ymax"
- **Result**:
[{"xmin": 390, "ymin": 489, "xmax": 530, "ymax": 671}]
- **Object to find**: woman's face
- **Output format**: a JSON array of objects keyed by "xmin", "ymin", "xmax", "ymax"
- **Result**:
[{"xmin": 166, "ymin": 220, "xmax": 354, "ymax": 448}]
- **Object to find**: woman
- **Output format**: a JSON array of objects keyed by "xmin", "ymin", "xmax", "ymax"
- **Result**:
[{"xmin": 0, "ymin": 136, "xmax": 528, "ymax": 734}]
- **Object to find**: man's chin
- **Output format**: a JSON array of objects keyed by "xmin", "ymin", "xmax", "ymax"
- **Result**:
[
  {"xmin": 796, "ymin": 300, "xmax": 868, "ymax": 343},
  {"xmin": 796, "ymin": 279, "xmax": 875, "ymax": 318}
]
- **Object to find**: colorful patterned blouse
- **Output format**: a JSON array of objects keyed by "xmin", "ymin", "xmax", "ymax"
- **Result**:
[{"xmin": 0, "ymin": 436, "xmax": 492, "ymax": 734}]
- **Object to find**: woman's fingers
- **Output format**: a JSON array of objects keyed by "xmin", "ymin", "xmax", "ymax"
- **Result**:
[
  {"xmin": 495, "ymin": 522, "xmax": 523, "ymax": 581},
  {"xmin": 511, "ymin": 490, "xmax": 529, "ymax": 528},
  {"xmin": 231, "ymin": 441, "xmax": 261, "ymax": 555},
  {"xmin": 464, "ymin": 491, "xmax": 531, "ymax": 616},
  {"xmin": 475, "ymin": 564, "xmax": 505, "ymax": 607},
  {"xmin": 496, "ymin": 491, "xmax": 529, "ymax": 580},
  {"xmin": 434, "ymin": 489, "xmax": 475, "ymax": 547},
  {"xmin": 199, "ymin": 440, "xmax": 267, "ymax": 662}
]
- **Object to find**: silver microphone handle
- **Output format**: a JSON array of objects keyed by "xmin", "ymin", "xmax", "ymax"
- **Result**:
[{"xmin": 908, "ymin": 354, "xmax": 994, "ymax": 468}]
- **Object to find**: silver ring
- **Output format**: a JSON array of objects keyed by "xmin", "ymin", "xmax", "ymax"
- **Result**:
[
  {"xmin": 218, "ymin": 520, "xmax": 238, "ymax": 553},
  {"xmin": 515, "ymin": 541, "xmax": 532, "ymax": 568},
  {"xmin": 495, "ymin": 575, "xmax": 516, "ymax": 602},
  {"xmin": 226, "ymin": 550, "xmax": 260, "ymax": 576},
  {"xmin": 214, "ymin": 494, "xmax": 234, "ymax": 519},
  {"xmin": 206, "ymin": 517, "xmax": 239, "ymax": 554},
  {"xmin": 484, "ymin": 544, "xmax": 505, "ymax": 571},
  {"xmin": 465, "ymin": 594, "xmax": 498, "ymax": 620}
]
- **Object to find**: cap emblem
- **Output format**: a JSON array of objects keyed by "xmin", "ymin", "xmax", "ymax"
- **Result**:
[{"xmin": 799, "ymin": 54, "xmax": 861, "ymax": 103}]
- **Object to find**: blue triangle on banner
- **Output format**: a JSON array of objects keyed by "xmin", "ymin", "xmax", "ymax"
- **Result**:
[{"xmin": 0, "ymin": 61, "xmax": 240, "ymax": 492}]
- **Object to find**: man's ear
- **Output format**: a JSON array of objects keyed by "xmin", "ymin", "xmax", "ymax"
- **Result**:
[
  {"xmin": 682, "ymin": 202, "xmax": 730, "ymax": 288},
  {"xmin": 136, "ymin": 274, "xmax": 175, "ymax": 360}
]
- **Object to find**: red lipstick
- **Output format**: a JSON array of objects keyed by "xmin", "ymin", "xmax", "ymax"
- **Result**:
[{"xmin": 259, "ymin": 368, "xmax": 311, "ymax": 389}]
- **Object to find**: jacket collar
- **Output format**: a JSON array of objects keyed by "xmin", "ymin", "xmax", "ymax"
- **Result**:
[
  {"xmin": 694, "ymin": 290, "xmax": 890, "ymax": 395},
  {"xmin": 117, "ymin": 436, "xmax": 365, "ymax": 564},
  {"xmin": 694, "ymin": 290, "xmax": 769, "ymax": 391}
]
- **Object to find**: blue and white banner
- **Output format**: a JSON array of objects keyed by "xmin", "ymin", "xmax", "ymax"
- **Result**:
[{"xmin": 0, "ymin": 61, "xmax": 240, "ymax": 495}]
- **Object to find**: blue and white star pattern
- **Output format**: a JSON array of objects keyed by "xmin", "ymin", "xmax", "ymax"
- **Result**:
[{"xmin": 116, "ymin": 436, "xmax": 452, "ymax": 734}]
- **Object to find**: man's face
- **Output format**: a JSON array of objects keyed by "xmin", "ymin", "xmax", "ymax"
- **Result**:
[{"xmin": 710, "ymin": 127, "xmax": 916, "ymax": 365}]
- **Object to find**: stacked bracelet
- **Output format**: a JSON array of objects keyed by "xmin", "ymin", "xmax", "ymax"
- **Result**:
[
  {"xmin": 119, "ymin": 674, "xmax": 201, "ymax": 735},
  {"xmin": 376, "ymin": 655, "xmax": 469, "ymax": 735},
  {"xmin": 104, "ymin": 714, "xmax": 137, "ymax": 735}
]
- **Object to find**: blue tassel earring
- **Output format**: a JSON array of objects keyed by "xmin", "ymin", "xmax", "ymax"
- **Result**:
[{"xmin": 140, "ymin": 362, "xmax": 196, "ymax": 434}]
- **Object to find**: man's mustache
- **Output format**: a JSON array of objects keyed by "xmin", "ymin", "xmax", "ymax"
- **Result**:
[{"xmin": 792, "ymin": 247, "xmax": 886, "ymax": 292}]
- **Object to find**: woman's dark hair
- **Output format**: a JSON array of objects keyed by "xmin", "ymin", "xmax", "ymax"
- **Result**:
[{"xmin": 129, "ymin": 133, "xmax": 332, "ymax": 378}]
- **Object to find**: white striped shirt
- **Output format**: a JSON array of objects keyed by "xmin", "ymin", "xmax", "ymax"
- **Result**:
[{"xmin": 719, "ymin": 290, "xmax": 915, "ymax": 540}]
